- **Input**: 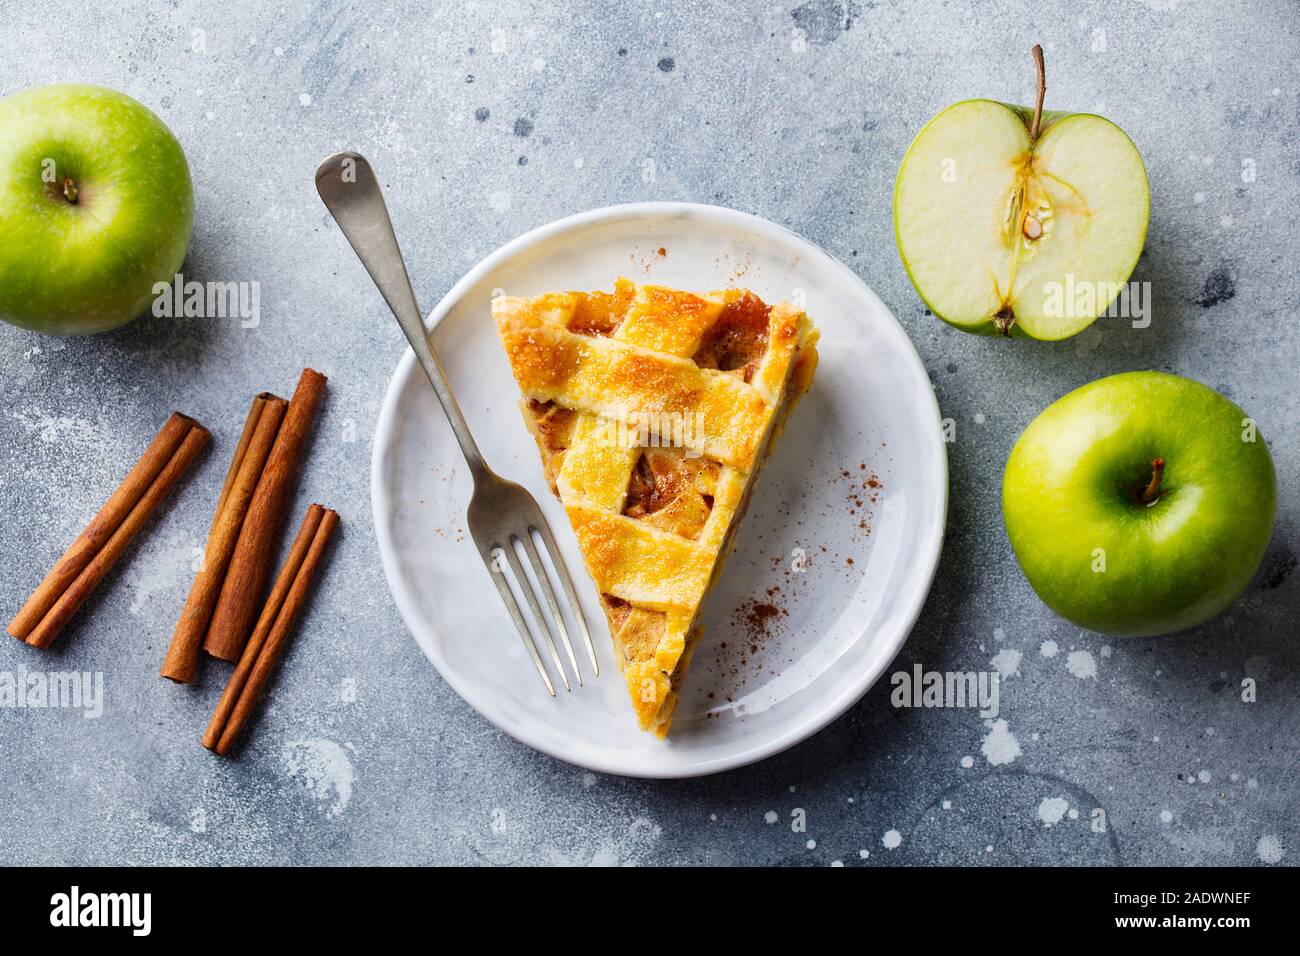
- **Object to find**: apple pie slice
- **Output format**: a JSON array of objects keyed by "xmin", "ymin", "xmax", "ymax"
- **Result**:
[{"xmin": 493, "ymin": 278, "xmax": 818, "ymax": 736}]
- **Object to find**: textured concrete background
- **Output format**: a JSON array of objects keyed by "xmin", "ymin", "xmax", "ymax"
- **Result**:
[{"xmin": 0, "ymin": 0, "xmax": 1295, "ymax": 866}]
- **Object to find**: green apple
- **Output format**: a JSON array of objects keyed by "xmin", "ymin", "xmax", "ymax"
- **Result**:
[
  {"xmin": 1003, "ymin": 372, "xmax": 1276, "ymax": 637},
  {"xmin": 0, "ymin": 84, "xmax": 194, "ymax": 335},
  {"xmin": 894, "ymin": 46, "xmax": 1149, "ymax": 339}
]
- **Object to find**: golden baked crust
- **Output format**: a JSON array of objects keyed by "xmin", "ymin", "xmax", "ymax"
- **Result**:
[{"xmin": 493, "ymin": 278, "xmax": 819, "ymax": 736}]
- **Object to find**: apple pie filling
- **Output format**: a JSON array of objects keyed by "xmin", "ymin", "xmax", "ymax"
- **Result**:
[
  {"xmin": 691, "ymin": 291, "xmax": 771, "ymax": 383},
  {"xmin": 622, "ymin": 449, "xmax": 720, "ymax": 540}
]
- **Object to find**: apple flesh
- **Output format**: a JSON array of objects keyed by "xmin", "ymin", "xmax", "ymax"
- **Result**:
[
  {"xmin": 0, "ymin": 84, "xmax": 194, "ymax": 335},
  {"xmin": 894, "ymin": 54, "xmax": 1149, "ymax": 340},
  {"xmin": 1003, "ymin": 372, "xmax": 1276, "ymax": 637}
]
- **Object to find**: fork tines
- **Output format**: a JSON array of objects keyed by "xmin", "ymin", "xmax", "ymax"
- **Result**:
[{"xmin": 483, "ymin": 526, "xmax": 599, "ymax": 696}]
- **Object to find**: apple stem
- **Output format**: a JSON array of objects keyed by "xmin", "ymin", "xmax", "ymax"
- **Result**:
[
  {"xmin": 1030, "ymin": 44, "xmax": 1046, "ymax": 140},
  {"xmin": 1140, "ymin": 457, "xmax": 1165, "ymax": 505},
  {"xmin": 62, "ymin": 177, "xmax": 79, "ymax": 204}
]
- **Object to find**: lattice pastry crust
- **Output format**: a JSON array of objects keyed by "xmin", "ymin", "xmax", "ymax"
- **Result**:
[{"xmin": 493, "ymin": 278, "xmax": 819, "ymax": 736}]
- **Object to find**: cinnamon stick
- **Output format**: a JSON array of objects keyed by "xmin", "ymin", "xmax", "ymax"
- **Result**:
[
  {"xmin": 203, "ymin": 504, "xmax": 339, "ymax": 755},
  {"xmin": 161, "ymin": 393, "xmax": 288, "ymax": 682},
  {"xmin": 204, "ymin": 368, "xmax": 327, "ymax": 662},
  {"xmin": 7, "ymin": 413, "xmax": 210, "ymax": 649}
]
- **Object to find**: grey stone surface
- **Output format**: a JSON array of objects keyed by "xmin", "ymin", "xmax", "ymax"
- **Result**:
[{"xmin": 0, "ymin": 0, "xmax": 1295, "ymax": 866}]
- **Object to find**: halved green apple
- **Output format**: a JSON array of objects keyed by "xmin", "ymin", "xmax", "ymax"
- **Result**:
[{"xmin": 894, "ymin": 48, "xmax": 1149, "ymax": 340}]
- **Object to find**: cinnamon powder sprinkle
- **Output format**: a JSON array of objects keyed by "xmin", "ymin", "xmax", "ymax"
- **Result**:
[{"xmin": 736, "ymin": 598, "xmax": 786, "ymax": 643}]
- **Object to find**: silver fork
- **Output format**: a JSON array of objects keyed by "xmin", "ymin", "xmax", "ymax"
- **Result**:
[{"xmin": 315, "ymin": 151, "xmax": 598, "ymax": 694}]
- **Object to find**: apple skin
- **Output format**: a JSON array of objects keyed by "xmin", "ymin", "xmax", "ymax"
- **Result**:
[
  {"xmin": 0, "ymin": 84, "xmax": 194, "ymax": 335},
  {"xmin": 894, "ymin": 99, "xmax": 1149, "ymax": 340},
  {"xmin": 1003, "ymin": 372, "xmax": 1276, "ymax": 637}
]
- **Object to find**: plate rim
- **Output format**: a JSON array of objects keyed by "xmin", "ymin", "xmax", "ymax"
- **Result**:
[{"xmin": 370, "ymin": 200, "xmax": 949, "ymax": 778}]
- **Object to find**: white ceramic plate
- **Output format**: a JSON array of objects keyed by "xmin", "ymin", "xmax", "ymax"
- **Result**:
[{"xmin": 371, "ymin": 202, "xmax": 946, "ymax": 778}]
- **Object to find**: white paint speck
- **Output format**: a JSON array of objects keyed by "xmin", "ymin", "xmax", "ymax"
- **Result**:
[
  {"xmin": 882, "ymin": 829, "xmax": 902, "ymax": 850},
  {"xmin": 1257, "ymin": 834, "xmax": 1285, "ymax": 864},
  {"xmin": 1040, "ymin": 640, "xmax": 1059, "ymax": 659},
  {"xmin": 281, "ymin": 738, "xmax": 354, "ymax": 817},
  {"xmin": 981, "ymin": 719, "xmax": 1022, "ymax": 766},
  {"xmin": 806, "ymin": 839, "xmax": 816, "ymax": 849},
  {"xmin": 1160, "ymin": 810, "xmax": 1174, "ymax": 824},
  {"xmin": 582, "ymin": 772, "xmax": 597, "ymax": 789},
  {"xmin": 830, "ymin": 859, "xmax": 843, "ymax": 867},
  {"xmin": 942, "ymin": 800, "xmax": 952, "ymax": 810},
  {"xmin": 1197, "ymin": 770, "xmax": 1212, "ymax": 784},
  {"xmin": 298, "ymin": 92, "xmax": 312, "ymax": 106},
  {"xmin": 990, "ymin": 647, "xmax": 1022, "ymax": 678},
  {"xmin": 629, "ymin": 817, "xmax": 662, "ymax": 843},
  {"xmin": 973, "ymin": 412, "xmax": 986, "ymax": 424},
  {"xmin": 1038, "ymin": 796, "xmax": 1070, "ymax": 828},
  {"xmin": 764, "ymin": 811, "xmax": 778, "ymax": 824},
  {"xmin": 1066, "ymin": 650, "xmax": 1098, "ymax": 679},
  {"xmin": 960, "ymin": 755, "xmax": 975, "ymax": 769},
  {"xmin": 12, "ymin": 410, "xmax": 101, "ymax": 447},
  {"xmin": 858, "ymin": 849, "xmax": 870, "ymax": 859}
]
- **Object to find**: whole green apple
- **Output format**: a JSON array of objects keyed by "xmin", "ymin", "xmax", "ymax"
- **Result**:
[
  {"xmin": 0, "ymin": 83, "xmax": 194, "ymax": 335},
  {"xmin": 894, "ymin": 46, "xmax": 1149, "ymax": 340},
  {"xmin": 1003, "ymin": 372, "xmax": 1276, "ymax": 637}
]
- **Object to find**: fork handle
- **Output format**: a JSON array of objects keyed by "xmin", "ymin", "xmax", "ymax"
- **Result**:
[{"xmin": 315, "ymin": 151, "xmax": 489, "ymax": 480}]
